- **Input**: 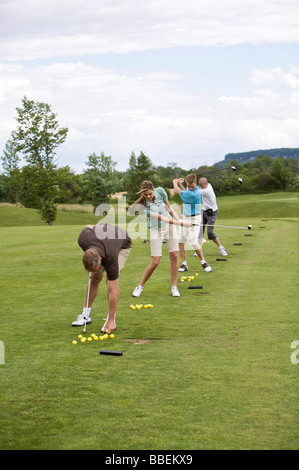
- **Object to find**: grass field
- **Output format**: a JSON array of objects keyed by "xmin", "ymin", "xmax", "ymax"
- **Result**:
[{"xmin": 0, "ymin": 192, "xmax": 298, "ymax": 450}]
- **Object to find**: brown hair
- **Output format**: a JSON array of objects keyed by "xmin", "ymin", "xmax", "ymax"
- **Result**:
[
  {"xmin": 185, "ymin": 174, "xmax": 197, "ymax": 184},
  {"xmin": 82, "ymin": 248, "xmax": 101, "ymax": 272},
  {"xmin": 134, "ymin": 180, "xmax": 155, "ymax": 206}
]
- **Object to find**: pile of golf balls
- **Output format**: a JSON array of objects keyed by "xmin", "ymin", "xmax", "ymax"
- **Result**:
[
  {"xmin": 72, "ymin": 330, "xmax": 115, "ymax": 344},
  {"xmin": 180, "ymin": 273, "xmax": 198, "ymax": 282},
  {"xmin": 130, "ymin": 304, "xmax": 153, "ymax": 310}
]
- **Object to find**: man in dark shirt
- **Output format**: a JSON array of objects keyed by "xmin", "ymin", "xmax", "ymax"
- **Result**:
[{"xmin": 72, "ymin": 223, "xmax": 132, "ymax": 334}]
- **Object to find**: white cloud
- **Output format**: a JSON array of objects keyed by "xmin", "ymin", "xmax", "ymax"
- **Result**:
[
  {"xmin": 1, "ymin": 0, "xmax": 299, "ymax": 60},
  {"xmin": 1, "ymin": 61, "xmax": 298, "ymax": 172},
  {"xmin": 0, "ymin": 1, "xmax": 298, "ymax": 172},
  {"xmin": 250, "ymin": 67, "xmax": 299, "ymax": 89}
]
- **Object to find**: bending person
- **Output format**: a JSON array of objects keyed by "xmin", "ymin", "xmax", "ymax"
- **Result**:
[{"xmin": 72, "ymin": 223, "xmax": 132, "ymax": 334}]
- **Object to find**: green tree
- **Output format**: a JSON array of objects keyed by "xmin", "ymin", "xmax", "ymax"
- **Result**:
[
  {"xmin": 270, "ymin": 156, "xmax": 292, "ymax": 190},
  {"xmin": 125, "ymin": 151, "xmax": 158, "ymax": 203},
  {"xmin": 12, "ymin": 96, "xmax": 68, "ymax": 224},
  {"xmin": 55, "ymin": 166, "xmax": 82, "ymax": 203},
  {"xmin": 292, "ymin": 172, "xmax": 299, "ymax": 190},
  {"xmin": 0, "ymin": 174, "xmax": 7, "ymax": 201},
  {"xmin": 82, "ymin": 152, "xmax": 119, "ymax": 210},
  {"xmin": 1, "ymin": 138, "xmax": 22, "ymax": 206}
]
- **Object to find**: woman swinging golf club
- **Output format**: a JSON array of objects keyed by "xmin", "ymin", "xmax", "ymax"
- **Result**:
[{"xmin": 132, "ymin": 181, "xmax": 193, "ymax": 298}]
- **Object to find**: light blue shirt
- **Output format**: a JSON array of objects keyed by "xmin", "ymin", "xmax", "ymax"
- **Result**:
[
  {"xmin": 145, "ymin": 187, "xmax": 169, "ymax": 230},
  {"xmin": 179, "ymin": 186, "xmax": 201, "ymax": 216}
]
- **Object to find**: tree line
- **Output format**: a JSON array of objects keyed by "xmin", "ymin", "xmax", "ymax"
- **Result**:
[{"xmin": 1, "ymin": 97, "xmax": 299, "ymax": 225}]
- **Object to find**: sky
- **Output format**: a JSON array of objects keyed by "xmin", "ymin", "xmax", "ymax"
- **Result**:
[{"xmin": 0, "ymin": 0, "xmax": 299, "ymax": 173}]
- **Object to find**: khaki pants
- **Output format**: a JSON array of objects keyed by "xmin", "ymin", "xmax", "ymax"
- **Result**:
[
  {"xmin": 150, "ymin": 224, "xmax": 179, "ymax": 257},
  {"xmin": 96, "ymin": 247, "xmax": 131, "ymax": 275}
]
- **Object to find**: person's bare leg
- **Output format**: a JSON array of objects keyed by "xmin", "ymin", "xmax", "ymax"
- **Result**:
[
  {"xmin": 179, "ymin": 243, "xmax": 186, "ymax": 263},
  {"xmin": 212, "ymin": 237, "xmax": 221, "ymax": 248},
  {"xmin": 169, "ymin": 251, "xmax": 179, "ymax": 286},
  {"xmin": 139, "ymin": 256, "xmax": 161, "ymax": 286}
]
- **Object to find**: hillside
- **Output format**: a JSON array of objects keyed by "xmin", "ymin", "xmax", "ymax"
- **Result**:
[{"xmin": 216, "ymin": 148, "xmax": 299, "ymax": 167}]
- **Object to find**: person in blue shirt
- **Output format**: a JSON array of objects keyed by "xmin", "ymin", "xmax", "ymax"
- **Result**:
[
  {"xmin": 173, "ymin": 174, "xmax": 212, "ymax": 273},
  {"xmin": 131, "ymin": 180, "xmax": 192, "ymax": 298}
]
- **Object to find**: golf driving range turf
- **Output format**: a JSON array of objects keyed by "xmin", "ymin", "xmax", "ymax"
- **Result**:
[{"xmin": 0, "ymin": 192, "xmax": 298, "ymax": 450}]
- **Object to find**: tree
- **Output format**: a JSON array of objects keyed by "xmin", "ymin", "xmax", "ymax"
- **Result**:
[
  {"xmin": 82, "ymin": 152, "xmax": 119, "ymax": 210},
  {"xmin": 1, "ymin": 138, "xmax": 22, "ymax": 206},
  {"xmin": 12, "ymin": 96, "xmax": 68, "ymax": 224},
  {"xmin": 125, "ymin": 151, "xmax": 158, "ymax": 203},
  {"xmin": 270, "ymin": 156, "xmax": 292, "ymax": 190}
]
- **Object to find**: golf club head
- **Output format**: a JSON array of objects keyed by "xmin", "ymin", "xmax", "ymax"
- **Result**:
[
  {"xmin": 248, "ymin": 225, "xmax": 252, "ymax": 230},
  {"xmin": 231, "ymin": 166, "xmax": 236, "ymax": 171},
  {"xmin": 238, "ymin": 178, "xmax": 243, "ymax": 184}
]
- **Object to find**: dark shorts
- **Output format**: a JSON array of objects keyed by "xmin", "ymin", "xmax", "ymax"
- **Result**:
[{"xmin": 202, "ymin": 210, "xmax": 218, "ymax": 240}]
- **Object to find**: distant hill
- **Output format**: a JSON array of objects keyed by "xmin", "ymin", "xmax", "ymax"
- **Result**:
[{"xmin": 216, "ymin": 148, "xmax": 299, "ymax": 167}]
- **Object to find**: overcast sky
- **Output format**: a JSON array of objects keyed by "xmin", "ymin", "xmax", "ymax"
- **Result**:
[{"xmin": 1, "ymin": 0, "xmax": 299, "ymax": 173}]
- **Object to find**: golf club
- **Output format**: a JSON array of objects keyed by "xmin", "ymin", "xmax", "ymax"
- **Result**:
[
  {"xmin": 83, "ymin": 272, "xmax": 92, "ymax": 334},
  {"xmin": 198, "ymin": 166, "xmax": 236, "ymax": 176},
  {"xmin": 193, "ymin": 223, "xmax": 252, "ymax": 230}
]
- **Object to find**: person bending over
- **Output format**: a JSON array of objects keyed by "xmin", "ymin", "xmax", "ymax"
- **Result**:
[{"xmin": 72, "ymin": 223, "xmax": 132, "ymax": 334}]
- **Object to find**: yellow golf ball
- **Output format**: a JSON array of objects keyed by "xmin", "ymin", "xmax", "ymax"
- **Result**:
[
  {"xmin": 87, "ymin": 337, "xmax": 92, "ymax": 342},
  {"xmin": 93, "ymin": 336, "xmax": 98, "ymax": 341},
  {"xmin": 103, "ymin": 334, "xmax": 108, "ymax": 339},
  {"xmin": 110, "ymin": 334, "xmax": 115, "ymax": 339},
  {"xmin": 78, "ymin": 335, "xmax": 83, "ymax": 339},
  {"xmin": 99, "ymin": 336, "xmax": 104, "ymax": 340},
  {"xmin": 81, "ymin": 338, "xmax": 86, "ymax": 343},
  {"xmin": 72, "ymin": 340, "xmax": 77, "ymax": 345}
]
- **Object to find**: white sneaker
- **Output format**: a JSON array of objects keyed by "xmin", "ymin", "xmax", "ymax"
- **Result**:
[
  {"xmin": 178, "ymin": 264, "xmax": 188, "ymax": 272},
  {"xmin": 219, "ymin": 246, "xmax": 228, "ymax": 256},
  {"xmin": 202, "ymin": 262, "xmax": 212, "ymax": 273},
  {"xmin": 72, "ymin": 313, "xmax": 91, "ymax": 327},
  {"xmin": 132, "ymin": 285, "xmax": 143, "ymax": 297},
  {"xmin": 171, "ymin": 286, "xmax": 180, "ymax": 297}
]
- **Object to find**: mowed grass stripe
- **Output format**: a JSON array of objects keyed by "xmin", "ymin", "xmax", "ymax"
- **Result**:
[{"xmin": 0, "ymin": 212, "xmax": 298, "ymax": 449}]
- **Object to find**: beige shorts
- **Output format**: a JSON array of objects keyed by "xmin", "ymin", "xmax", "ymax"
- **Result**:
[
  {"xmin": 150, "ymin": 224, "xmax": 179, "ymax": 257},
  {"xmin": 96, "ymin": 247, "xmax": 131, "ymax": 275},
  {"xmin": 178, "ymin": 214, "xmax": 202, "ymax": 249}
]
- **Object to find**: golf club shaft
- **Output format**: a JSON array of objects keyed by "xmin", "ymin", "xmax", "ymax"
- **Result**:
[
  {"xmin": 193, "ymin": 224, "xmax": 250, "ymax": 230},
  {"xmin": 83, "ymin": 272, "xmax": 92, "ymax": 333},
  {"xmin": 198, "ymin": 166, "xmax": 236, "ymax": 176},
  {"xmin": 86, "ymin": 272, "xmax": 92, "ymax": 308}
]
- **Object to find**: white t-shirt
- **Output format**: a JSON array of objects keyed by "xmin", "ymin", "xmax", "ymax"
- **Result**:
[{"xmin": 199, "ymin": 183, "xmax": 218, "ymax": 211}]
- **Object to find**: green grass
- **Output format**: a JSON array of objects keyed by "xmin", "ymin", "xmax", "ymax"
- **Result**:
[
  {"xmin": 0, "ymin": 193, "xmax": 298, "ymax": 449},
  {"xmin": 1, "ymin": 191, "xmax": 299, "ymax": 227}
]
